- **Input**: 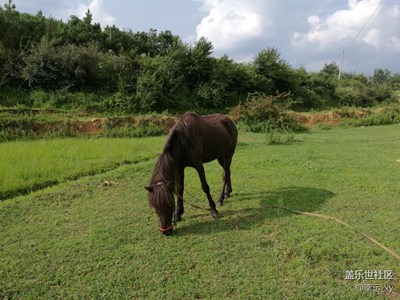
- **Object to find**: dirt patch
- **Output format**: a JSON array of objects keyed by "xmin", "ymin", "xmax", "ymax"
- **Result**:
[
  {"xmin": 289, "ymin": 111, "xmax": 342, "ymax": 127},
  {"xmin": 75, "ymin": 118, "xmax": 105, "ymax": 135},
  {"xmin": 69, "ymin": 115, "xmax": 179, "ymax": 136},
  {"xmin": 0, "ymin": 111, "xmax": 179, "ymax": 141}
]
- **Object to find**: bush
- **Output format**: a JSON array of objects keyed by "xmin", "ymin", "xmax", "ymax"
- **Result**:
[
  {"xmin": 0, "ymin": 87, "xmax": 32, "ymax": 107},
  {"xmin": 341, "ymin": 105, "xmax": 400, "ymax": 127},
  {"xmin": 265, "ymin": 130, "xmax": 296, "ymax": 145},
  {"xmin": 318, "ymin": 123, "xmax": 334, "ymax": 130},
  {"xmin": 195, "ymin": 80, "xmax": 226, "ymax": 109},
  {"xmin": 21, "ymin": 41, "xmax": 127, "ymax": 92},
  {"xmin": 101, "ymin": 114, "xmax": 169, "ymax": 138},
  {"xmin": 101, "ymin": 92, "xmax": 138, "ymax": 115},
  {"xmin": 335, "ymin": 77, "xmax": 395, "ymax": 107},
  {"xmin": 230, "ymin": 93, "xmax": 305, "ymax": 132}
]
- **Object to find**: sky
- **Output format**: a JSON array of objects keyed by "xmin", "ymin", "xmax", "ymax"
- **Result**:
[{"xmin": 9, "ymin": 0, "xmax": 400, "ymax": 75}]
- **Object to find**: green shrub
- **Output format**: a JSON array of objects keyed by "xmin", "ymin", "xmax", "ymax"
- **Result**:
[
  {"xmin": 0, "ymin": 87, "xmax": 32, "ymax": 107},
  {"xmin": 335, "ymin": 78, "xmax": 395, "ymax": 107},
  {"xmin": 102, "ymin": 92, "xmax": 138, "ymax": 115},
  {"xmin": 230, "ymin": 93, "xmax": 305, "ymax": 133},
  {"xmin": 265, "ymin": 130, "xmax": 296, "ymax": 145},
  {"xmin": 318, "ymin": 123, "xmax": 334, "ymax": 130},
  {"xmin": 30, "ymin": 89, "xmax": 110, "ymax": 112},
  {"xmin": 101, "ymin": 115, "xmax": 168, "ymax": 138},
  {"xmin": 341, "ymin": 105, "xmax": 400, "ymax": 127}
]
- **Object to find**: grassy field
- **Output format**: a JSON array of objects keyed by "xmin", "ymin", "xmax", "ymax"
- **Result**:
[
  {"xmin": 0, "ymin": 126, "xmax": 399, "ymax": 299},
  {"xmin": 0, "ymin": 137, "xmax": 161, "ymax": 200}
]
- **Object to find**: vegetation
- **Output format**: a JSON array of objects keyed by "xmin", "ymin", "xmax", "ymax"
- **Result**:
[
  {"xmin": 1, "ymin": 2, "xmax": 399, "ymax": 298},
  {"xmin": 0, "ymin": 108, "xmax": 175, "ymax": 142},
  {"xmin": 230, "ymin": 93, "xmax": 306, "ymax": 133},
  {"xmin": 340, "ymin": 105, "xmax": 400, "ymax": 127},
  {"xmin": 0, "ymin": 137, "xmax": 161, "ymax": 200},
  {"xmin": 1, "ymin": 126, "xmax": 399, "ymax": 298},
  {"xmin": 1, "ymin": 1, "xmax": 399, "ymax": 116}
]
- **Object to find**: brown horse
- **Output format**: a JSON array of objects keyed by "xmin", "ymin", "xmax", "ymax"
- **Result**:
[{"xmin": 145, "ymin": 112, "xmax": 238, "ymax": 235}]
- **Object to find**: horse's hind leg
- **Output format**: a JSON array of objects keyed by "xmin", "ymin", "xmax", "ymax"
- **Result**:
[
  {"xmin": 225, "ymin": 169, "xmax": 232, "ymax": 198},
  {"xmin": 195, "ymin": 164, "xmax": 219, "ymax": 219},
  {"xmin": 217, "ymin": 157, "xmax": 227, "ymax": 206},
  {"xmin": 217, "ymin": 154, "xmax": 233, "ymax": 206}
]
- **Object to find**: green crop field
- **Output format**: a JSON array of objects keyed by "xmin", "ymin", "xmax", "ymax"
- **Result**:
[
  {"xmin": 1, "ymin": 125, "xmax": 399, "ymax": 299},
  {"xmin": 0, "ymin": 137, "xmax": 161, "ymax": 200}
]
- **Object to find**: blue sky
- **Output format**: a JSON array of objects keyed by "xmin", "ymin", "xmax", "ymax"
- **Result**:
[{"xmin": 10, "ymin": 0, "xmax": 400, "ymax": 75}]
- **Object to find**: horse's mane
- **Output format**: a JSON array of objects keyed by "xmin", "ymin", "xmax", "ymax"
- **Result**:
[
  {"xmin": 163, "ymin": 112, "xmax": 201, "ymax": 153},
  {"xmin": 149, "ymin": 112, "xmax": 201, "ymax": 212},
  {"xmin": 148, "ymin": 152, "xmax": 176, "ymax": 211}
]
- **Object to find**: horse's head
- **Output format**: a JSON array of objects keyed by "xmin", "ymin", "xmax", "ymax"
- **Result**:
[{"xmin": 145, "ymin": 182, "xmax": 175, "ymax": 236}]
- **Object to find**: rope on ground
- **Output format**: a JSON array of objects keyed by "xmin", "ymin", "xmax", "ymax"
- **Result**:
[{"xmin": 266, "ymin": 205, "xmax": 400, "ymax": 262}]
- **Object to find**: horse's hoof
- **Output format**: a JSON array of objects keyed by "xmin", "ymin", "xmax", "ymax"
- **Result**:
[{"xmin": 211, "ymin": 209, "xmax": 219, "ymax": 219}]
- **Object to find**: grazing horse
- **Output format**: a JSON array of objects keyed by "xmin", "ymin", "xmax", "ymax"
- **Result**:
[{"xmin": 145, "ymin": 112, "xmax": 238, "ymax": 235}]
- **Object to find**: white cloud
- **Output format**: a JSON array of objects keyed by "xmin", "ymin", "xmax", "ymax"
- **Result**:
[
  {"xmin": 389, "ymin": 4, "xmax": 400, "ymax": 18},
  {"xmin": 74, "ymin": 0, "xmax": 116, "ymax": 27},
  {"xmin": 390, "ymin": 36, "xmax": 400, "ymax": 52},
  {"xmin": 293, "ymin": 0, "xmax": 383, "ymax": 47},
  {"xmin": 195, "ymin": 0, "xmax": 270, "ymax": 52},
  {"xmin": 291, "ymin": 0, "xmax": 400, "ymax": 73},
  {"xmin": 363, "ymin": 28, "xmax": 381, "ymax": 47}
]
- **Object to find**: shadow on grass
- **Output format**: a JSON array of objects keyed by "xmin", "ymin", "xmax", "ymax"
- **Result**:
[{"xmin": 175, "ymin": 186, "xmax": 335, "ymax": 236}]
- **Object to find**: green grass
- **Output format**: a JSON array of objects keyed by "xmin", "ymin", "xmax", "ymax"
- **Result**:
[
  {"xmin": 0, "ymin": 137, "xmax": 161, "ymax": 200},
  {"xmin": 1, "ymin": 126, "xmax": 400, "ymax": 299}
]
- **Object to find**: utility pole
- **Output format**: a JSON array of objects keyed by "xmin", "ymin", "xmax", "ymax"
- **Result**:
[{"xmin": 337, "ymin": 0, "xmax": 383, "ymax": 80}]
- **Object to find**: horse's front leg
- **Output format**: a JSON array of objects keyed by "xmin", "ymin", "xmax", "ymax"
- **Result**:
[
  {"xmin": 195, "ymin": 164, "xmax": 218, "ymax": 219},
  {"xmin": 174, "ymin": 167, "xmax": 185, "ymax": 222}
]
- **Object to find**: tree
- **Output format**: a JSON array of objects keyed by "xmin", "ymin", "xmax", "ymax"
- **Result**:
[
  {"xmin": 387, "ymin": 73, "xmax": 400, "ymax": 90},
  {"xmin": 320, "ymin": 62, "xmax": 339, "ymax": 79},
  {"xmin": 3, "ymin": 0, "xmax": 15, "ymax": 11},
  {"xmin": 253, "ymin": 47, "xmax": 294, "ymax": 94},
  {"xmin": 186, "ymin": 37, "xmax": 213, "ymax": 89},
  {"xmin": 21, "ymin": 39, "xmax": 126, "ymax": 91},
  {"xmin": 372, "ymin": 68, "xmax": 391, "ymax": 84},
  {"xmin": 62, "ymin": 13, "xmax": 103, "ymax": 46},
  {"xmin": 136, "ymin": 44, "xmax": 189, "ymax": 111}
]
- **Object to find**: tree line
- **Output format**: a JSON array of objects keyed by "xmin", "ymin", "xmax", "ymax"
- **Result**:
[{"xmin": 1, "ymin": 1, "xmax": 399, "ymax": 114}]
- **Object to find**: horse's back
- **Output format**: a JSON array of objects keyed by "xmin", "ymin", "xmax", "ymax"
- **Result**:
[
  {"xmin": 172, "ymin": 112, "xmax": 237, "ymax": 163},
  {"xmin": 198, "ymin": 113, "xmax": 237, "ymax": 162},
  {"xmin": 201, "ymin": 113, "xmax": 237, "ymax": 145}
]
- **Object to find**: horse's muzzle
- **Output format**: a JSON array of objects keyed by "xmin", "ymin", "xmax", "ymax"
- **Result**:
[{"xmin": 159, "ymin": 225, "xmax": 173, "ymax": 236}]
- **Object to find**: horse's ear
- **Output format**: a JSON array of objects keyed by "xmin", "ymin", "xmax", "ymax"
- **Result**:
[{"xmin": 145, "ymin": 186, "xmax": 153, "ymax": 193}]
